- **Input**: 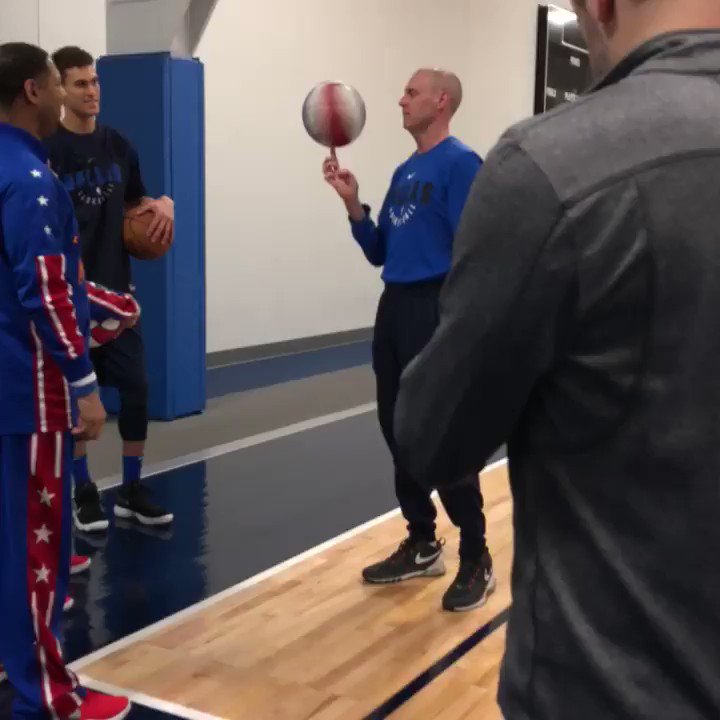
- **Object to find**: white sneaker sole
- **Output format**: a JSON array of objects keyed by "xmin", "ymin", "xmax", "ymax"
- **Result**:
[
  {"xmin": 445, "ymin": 573, "xmax": 498, "ymax": 613},
  {"xmin": 114, "ymin": 505, "xmax": 174, "ymax": 526},
  {"xmin": 73, "ymin": 513, "xmax": 109, "ymax": 533},
  {"xmin": 113, "ymin": 704, "xmax": 132, "ymax": 720},
  {"xmin": 363, "ymin": 555, "xmax": 447, "ymax": 584}
]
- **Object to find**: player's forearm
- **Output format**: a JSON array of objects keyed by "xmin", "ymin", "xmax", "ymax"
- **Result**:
[
  {"xmin": 21, "ymin": 263, "xmax": 98, "ymax": 392},
  {"xmin": 345, "ymin": 197, "xmax": 366, "ymax": 222},
  {"xmin": 350, "ymin": 206, "xmax": 385, "ymax": 267},
  {"xmin": 28, "ymin": 308, "xmax": 98, "ymax": 395},
  {"xmin": 12, "ymin": 252, "xmax": 96, "ymax": 392}
]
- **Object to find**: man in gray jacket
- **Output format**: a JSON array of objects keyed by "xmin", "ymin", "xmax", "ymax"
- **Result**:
[{"xmin": 395, "ymin": 1, "xmax": 720, "ymax": 719}]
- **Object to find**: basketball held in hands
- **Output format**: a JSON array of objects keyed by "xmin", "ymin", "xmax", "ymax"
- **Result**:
[
  {"xmin": 302, "ymin": 81, "xmax": 366, "ymax": 148},
  {"xmin": 123, "ymin": 212, "xmax": 172, "ymax": 260}
]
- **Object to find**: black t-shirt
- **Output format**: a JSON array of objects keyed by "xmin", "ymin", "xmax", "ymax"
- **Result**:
[{"xmin": 45, "ymin": 124, "xmax": 146, "ymax": 292}]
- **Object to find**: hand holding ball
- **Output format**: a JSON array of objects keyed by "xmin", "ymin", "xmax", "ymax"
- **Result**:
[{"xmin": 123, "ymin": 211, "xmax": 172, "ymax": 261}]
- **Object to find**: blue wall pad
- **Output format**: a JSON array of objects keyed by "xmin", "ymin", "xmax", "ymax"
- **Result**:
[{"xmin": 97, "ymin": 53, "xmax": 206, "ymax": 420}]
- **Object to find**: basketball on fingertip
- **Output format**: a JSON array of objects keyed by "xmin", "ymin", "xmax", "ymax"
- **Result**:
[
  {"xmin": 123, "ymin": 213, "xmax": 171, "ymax": 261},
  {"xmin": 302, "ymin": 81, "xmax": 366, "ymax": 148}
]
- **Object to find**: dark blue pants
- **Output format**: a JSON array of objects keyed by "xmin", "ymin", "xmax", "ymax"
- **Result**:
[
  {"xmin": 0, "ymin": 433, "xmax": 81, "ymax": 719},
  {"xmin": 372, "ymin": 279, "xmax": 487, "ymax": 560}
]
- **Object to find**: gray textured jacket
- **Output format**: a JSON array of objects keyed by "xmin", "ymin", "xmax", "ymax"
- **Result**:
[{"xmin": 396, "ymin": 31, "xmax": 720, "ymax": 720}]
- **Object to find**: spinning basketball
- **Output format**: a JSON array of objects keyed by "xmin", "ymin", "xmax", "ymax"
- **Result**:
[
  {"xmin": 302, "ymin": 81, "xmax": 366, "ymax": 148},
  {"xmin": 123, "ymin": 212, "xmax": 172, "ymax": 260}
]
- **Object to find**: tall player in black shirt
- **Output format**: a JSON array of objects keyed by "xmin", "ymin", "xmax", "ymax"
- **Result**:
[{"xmin": 45, "ymin": 47, "xmax": 174, "ymax": 531}]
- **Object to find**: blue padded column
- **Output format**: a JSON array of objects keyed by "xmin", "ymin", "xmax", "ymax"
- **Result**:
[{"xmin": 96, "ymin": 52, "xmax": 206, "ymax": 420}]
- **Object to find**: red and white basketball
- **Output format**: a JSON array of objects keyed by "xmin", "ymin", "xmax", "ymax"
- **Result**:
[{"xmin": 302, "ymin": 81, "xmax": 366, "ymax": 148}]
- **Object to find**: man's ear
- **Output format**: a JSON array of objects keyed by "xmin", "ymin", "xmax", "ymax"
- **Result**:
[
  {"xmin": 23, "ymin": 77, "xmax": 42, "ymax": 106},
  {"xmin": 437, "ymin": 89, "xmax": 450, "ymax": 112}
]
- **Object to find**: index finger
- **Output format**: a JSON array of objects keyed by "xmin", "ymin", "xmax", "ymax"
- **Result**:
[
  {"xmin": 127, "ymin": 204, "xmax": 152, "ymax": 218},
  {"xmin": 162, "ymin": 221, "xmax": 174, "ymax": 246}
]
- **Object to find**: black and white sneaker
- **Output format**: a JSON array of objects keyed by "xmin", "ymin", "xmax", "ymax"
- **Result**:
[
  {"xmin": 114, "ymin": 481, "xmax": 174, "ymax": 526},
  {"xmin": 442, "ymin": 549, "xmax": 496, "ymax": 612},
  {"xmin": 74, "ymin": 483, "xmax": 109, "ymax": 533},
  {"xmin": 362, "ymin": 537, "xmax": 446, "ymax": 584}
]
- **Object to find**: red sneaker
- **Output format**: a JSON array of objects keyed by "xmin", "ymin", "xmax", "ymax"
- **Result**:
[
  {"xmin": 80, "ymin": 690, "xmax": 131, "ymax": 720},
  {"xmin": 71, "ymin": 555, "xmax": 92, "ymax": 575},
  {"xmin": 64, "ymin": 596, "xmax": 74, "ymax": 612}
]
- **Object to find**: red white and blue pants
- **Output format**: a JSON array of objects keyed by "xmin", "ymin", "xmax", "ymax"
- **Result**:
[{"xmin": 0, "ymin": 432, "xmax": 81, "ymax": 719}]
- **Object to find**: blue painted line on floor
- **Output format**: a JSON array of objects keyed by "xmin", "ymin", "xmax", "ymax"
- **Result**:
[
  {"xmin": 363, "ymin": 607, "xmax": 510, "ymax": 719},
  {"xmin": 206, "ymin": 340, "xmax": 372, "ymax": 399},
  {"xmin": 103, "ymin": 341, "xmax": 372, "ymax": 416}
]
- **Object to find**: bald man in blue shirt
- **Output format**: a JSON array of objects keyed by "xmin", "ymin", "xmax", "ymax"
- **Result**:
[{"xmin": 324, "ymin": 68, "xmax": 494, "ymax": 612}]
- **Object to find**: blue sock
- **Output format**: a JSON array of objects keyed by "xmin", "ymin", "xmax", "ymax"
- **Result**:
[
  {"xmin": 123, "ymin": 455, "xmax": 143, "ymax": 486},
  {"xmin": 73, "ymin": 455, "xmax": 91, "ymax": 488}
]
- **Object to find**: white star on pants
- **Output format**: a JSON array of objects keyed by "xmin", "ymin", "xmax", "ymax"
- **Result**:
[
  {"xmin": 37, "ymin": 196, "xmax": 49, "ymax": 207},
  {"xmin": 34, "ymin": 566, "xmax": 50, "ymax": 584},
  {"xmin": 34, "ymin": 525, "xmax": 52, "ymax": 544},
  {"xmin": 38, "ymin": 487, "xmax": 55, "ymax": 507}
]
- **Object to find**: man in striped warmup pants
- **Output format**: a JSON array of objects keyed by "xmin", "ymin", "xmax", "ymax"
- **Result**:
[{"xmin": 0, "ymin": 42, "xmax": 138, "ymax": 720}]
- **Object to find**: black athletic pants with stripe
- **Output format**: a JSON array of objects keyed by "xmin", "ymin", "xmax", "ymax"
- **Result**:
[{"xmin": 372, "ymin": 277, "xmax": 487, "ymax": 561}]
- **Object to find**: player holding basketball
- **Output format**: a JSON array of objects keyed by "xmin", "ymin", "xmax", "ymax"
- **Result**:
[
  {"xmin": 0, "ymin": 41, "xmax": 132, "ymax": 719},
  {"xmin": 323, "ymin": 69, "xmax": 493, "ymax": 612},
  {"xmin": 45, "ymin": 46, "xmax": 174, "ymax": 532}
]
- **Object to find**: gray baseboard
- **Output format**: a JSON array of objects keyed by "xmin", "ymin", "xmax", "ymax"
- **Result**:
[{"xmin": 207, "ymin": 327, "xmax": 373, "ymax": 369}]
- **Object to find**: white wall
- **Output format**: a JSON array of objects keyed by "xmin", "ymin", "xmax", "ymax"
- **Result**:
[
  {"xmin": 198, "ymin": 0, "xmax": 574, "ymax": 353},
  {"xmin": 106, "ymin": 0, "xmax": 189, "ymax": 56},
  {"xmin": 464, "ymin": 0, "xmax": 572, "ymax": 153},
  {"xmin": 0, "ymin": 0, "xmax": 106, "ymax": 59},
  {"xmin": 0, "ymin": 0, "xmax": 39, "ymax": 45},
  {"xmin": 39, "ymin": 0, "xmax": 106, "ymax": 60}
]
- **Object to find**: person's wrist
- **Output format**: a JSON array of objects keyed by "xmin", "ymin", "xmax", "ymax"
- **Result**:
[
  {"xmin": 73, "ymin": 381, "xmax": 98, "ymax": 399},
  {"xmin": 346, "ymin": 198, "xmax": 365, "ymax": 222}
]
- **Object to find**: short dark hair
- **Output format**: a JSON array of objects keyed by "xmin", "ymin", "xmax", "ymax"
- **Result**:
[
  {"xmin": 0, "ymin": 42, "xmax": 50, "ymax": 111},
  {"xmin": 52, "ymin": 46, "xmax": 94, "ymax": 81}
]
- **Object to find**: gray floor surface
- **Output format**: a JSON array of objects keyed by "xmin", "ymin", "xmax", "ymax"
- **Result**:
[{"xmin": 90, "ymin": 366, "xmax": 376, "ymax": 486}]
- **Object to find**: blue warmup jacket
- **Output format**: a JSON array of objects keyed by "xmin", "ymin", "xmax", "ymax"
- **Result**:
[{"xmin": 0, "ymin": 124, "xmax": 139, "ymax": 436}]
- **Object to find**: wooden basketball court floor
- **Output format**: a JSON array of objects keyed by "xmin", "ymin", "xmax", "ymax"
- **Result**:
[{"xmin": 70, "ymin": 462, "xmax": 512, "ymax": 720}]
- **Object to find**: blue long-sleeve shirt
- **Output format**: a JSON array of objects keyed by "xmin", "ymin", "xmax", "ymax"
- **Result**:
[{"xmin": 350, "ymin": 136, "xmax": 482, "ymax": 283}]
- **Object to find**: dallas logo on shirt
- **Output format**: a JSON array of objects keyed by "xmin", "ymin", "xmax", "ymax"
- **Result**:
[
  {"xmin": 58, "ymin": 161, "xmax": 122, "ymax": 207},
  {"xmin": 388, "ymin": 172, "xmax": 434, "ymax": 228}
]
